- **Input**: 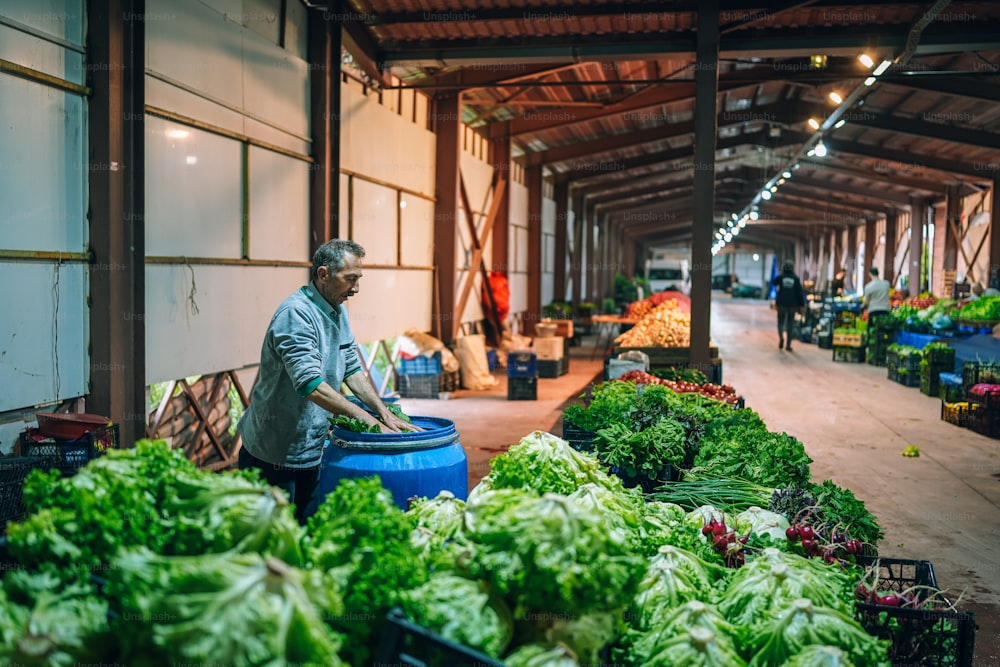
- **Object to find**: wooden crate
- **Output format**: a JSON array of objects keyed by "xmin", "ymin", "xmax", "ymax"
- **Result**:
[
  {"xmin": 611, "ymin": 345, "xmax": 720, "ymax": 365},
  {"xmin": 832, "ymin": 332, "xmax": 865, "ymax": 347}
]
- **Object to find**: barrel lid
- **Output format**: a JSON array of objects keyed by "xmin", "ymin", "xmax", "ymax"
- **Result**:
[{"xmin": 329, "ymin": 416, "xmax": 457, "ymax": 450}]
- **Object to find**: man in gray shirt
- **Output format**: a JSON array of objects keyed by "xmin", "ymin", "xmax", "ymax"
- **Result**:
[
  {"xmin": 238, "ymin": 239, "xmax": 416, "ymax": 523},
  {"xmin": 863, "ymin": 267, "xmax": 892, "ymax": 328}
]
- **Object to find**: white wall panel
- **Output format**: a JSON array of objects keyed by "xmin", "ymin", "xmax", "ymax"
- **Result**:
[
  {"xmin": 542, "ymin": 198, "xmax": 556, "ymax": 235},
  {"xmin": 0, "ymin": 0, "xmax": 84, "ymax": 45},
  {"xmin": 459, "ymin": 151, "xmax": 493, "ymax": 215},
  {"xmin": 248, "ymin": 146, "xmax": 309, "ymax": 261},
  {"xmin": 0, "ymin": 23, "xmax": 84, "ymax": 85},
  {"xmin": 0, "ymin": 262, "xmax": 87, "ymax": 411},
  {"xmin": 145, "ymin": 77, "xmax": 244, "ymax": 138},
  {"xmin": 515, "ymin": 226, "xmax": 529, "ymax": 273},
  {"xmin": 145, "ymin": 264, "xmax": 307, "ymax": 382},
  {"xmin": 147, "ymin": 0, "xmax": 244, "ymax": 111},
  {"xmin": 0, "ymin": 78, "xmax": 85, "ymax": 251},
  {"xmin": 542, "ymin": 274, "xmax": 554, "ymax": 306},
  {"xmin": 509, "ymin": 181, "xmax": 528, "ymax": 227},
  {"xmin": 508, "ymin": 273, "xmax": 527, "ymax": 327},
  {"xmin": 399, "ymin": 194, "xmax": 433, "ymax": 266},
  {"xmin": 145, "ymin": 115, "xmax": 243, "ymax": 258},
  {"xmin": 352, "ymin": 179, "xmax": 397, "ymax": 265},
  {"xmin": 242, "ymin": 28, "xmax": 308, "ymax": 137},
  {"xmin": 340, "ymin": 84, "xmax": 435, "ymax": 196},
  {"xmin": 346, "ymin": 269, "xmax": 433, "ymax": 342}
]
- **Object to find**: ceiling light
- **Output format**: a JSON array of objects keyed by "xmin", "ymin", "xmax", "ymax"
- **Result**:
[
  {"xmin": 738, "ymin": 218, "xmax": 747, "ymax": 227},
  {"xmin": 807, "ymin": 118, "xmax": 820, "ymax": 130},
  {"xmin": 724, "ymin": 233, "xmax": 732, "ymax": 242},
  {"xmin": 761, "ymin": 190, "xmax": 772, "ymax": 200},
  {"xmin": 834, "ymin": 119, "xmax": 846, "ymax": 129},
  {"xmin": 807, "ymin": 148, "xmax": 816, "ymax": 157},
  {"xmin": 814, "ymin": 141, "xmax": 828, "ymax": 157},
  {"xmin": 829, "ymin": 91, "xmax": 843, "ymax": 104},
  {"xmin": 858, "ymin": 54, "xmax": 875, "ymax": 68},
  {"xmin": 732, "ymin": 213, "xmax": 738, "ymax": 220},
  {"xmin": 873, "ymin": 59, "xmax": 892, "ymax": 76},
  {"xmin": 732, "ymin": 226, "xmax": 740, "ymax": 236},
  {"xmin": 782, "ymin": 171, "xmax": 792, "ymax": 179},
  {"xmin": 753, "ymin": 253, "xmax": 760, "ymax": 261},
  {"xmin": 727, "ymin": 220, "xmax": 734, "ymax": 227},
  {"xmin": 863, "ymin": 76, "xmax": 877, "ymax": 87},
  {"xmin": 777, "ymin": 178, "xmax": 786, "ymax": 185},
  {"xmin": 769, "ymin": 185, "xmax": 778, "ymax": 193},
  {"xmin": 810, "ymin": 55, "xmax": 827, "ymax": 69},
  {"xmin": 792, "ymin": 163, "xmax": 801, "ymax": 170},
  {"xmin": 749, "ymin": 210, "xmax": 759, "ymax": 220},
  {"xmin": 715, "ymin": 232, "xmax": 722, "ymax": 239}
]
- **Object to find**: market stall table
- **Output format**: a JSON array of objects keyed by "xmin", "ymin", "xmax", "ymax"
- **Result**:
[{"xmin": 590, "ymin": 314, "xmax": 637, "ymax": 359}]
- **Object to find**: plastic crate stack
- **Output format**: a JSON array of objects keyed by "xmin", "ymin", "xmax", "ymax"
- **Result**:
[
  {"xmin": 507, "ymin": 350, "xmax": 538, "ymax": 400},
  {"xmin": 886, "ymin": 345, "xmax": 921, "ymax": 387},
  {"xmin": 561, "ymin": 418, "xmax": 595, "ymax": 452},
  {"xmin": 396, "ymin": 352, "xmax": 444, "ymax": 399},
  {"xmin": 0, "ymin": 457, "xmax": 54, "ymax": 534},
  {"xmin": 831, "ymin": 327, "xmax": 865, "ymax": 363},
  {"xmin": 968, "ymin": 383, "xmax": 1000, "ymax": 438},
  {"xmin": 920, "ymin": 344, "xmax": 956, "ymax": 397},
  {"xmin": 17, "ymin": 424, "xmax": 117, "ymax": 476},
  {"xmin": 866, "ymin": 317, "xmax": 897, "ymax": 367}
]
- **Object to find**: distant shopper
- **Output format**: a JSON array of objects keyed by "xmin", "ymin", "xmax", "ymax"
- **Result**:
[
  {"xmin": 830, "ymin": 268, "xmax": 847, "ymax": 297},
  {"xmin": 863, "ymin": 267, "xmax": 892, "ymax": 328},
  {"xmin": 771, "ymin": 260, "xmax": 806, "ymax": 351}
]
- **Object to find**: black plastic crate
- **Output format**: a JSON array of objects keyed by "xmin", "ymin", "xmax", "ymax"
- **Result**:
[
  {"xmin": 887, "ymin": 350, "xmax": 922, "ymax": 373},
  {"xmin": 561, "ymin": 419, "xmax": 596, "ymax": 452},
  {"xmin": 375, "ymin": 608, "xmax": 507, "ymax": 667},
  {"xmin": 818, "ymin": 334, "xmax": 834, "ymax": 350},
  {"xmin": 968, "ymin": 385, "xmax": 1000, "ymax": 410},
  {"xmin": 833, "ymin": 346, "xmax": 865, "ymax": 363},
  {"xmin": 924, "ymin": 347, "xmax": 956, "ymax": 368},
  {"xmin": 439, "ymin": 370, "xmax": 460, "ymax": 393},
  {"xmin": 18, "ymin": 424, "xmax": 117, "ymax": 475},
  {"xmin": 963, "ymin": 361, "xmax": 1000, "ymax": 390},
  {"xmin": 507, "ymin": 376, "xmax": 537, "ymax": 401},
  {"xmin": 538, "ymin": 358, "xmax": 566, "ymax": 378},
  {"xmin": 0, "ymin": 457, "xmax": 53, "ymax": 534},
  {"xmin": 398, "ymin": 374, "xmax": 442, "ymax": 399},
  {"xmin": 888, "ymin": 367, "xmax": 920, "ymax": 387},
  {"xmin": 854, "ymin": 556, "xmax": 977, "ymax": 667},
  {"xmin": 968, "ymin": 404, "xmax": 1000, "ymax": 439}
]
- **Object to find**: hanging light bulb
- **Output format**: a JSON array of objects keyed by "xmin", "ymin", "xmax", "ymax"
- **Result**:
[
  {"xmin": 761, "ymin": 190, "xmax": 772, "ymax": 200},
  {"xmin": 807, "ymin": 118, "xmax": 820, "ymax": 130},
  {"xmin": 750, "ymin": 210, "xmax": 759, "ymax": 220},
  {"xmin": 829, "ymin": 91, "xmax": 843, "ymax": 104},
  {"xmin": 814, "ymin": 141, "xmax": 828, "ymax": 157}
]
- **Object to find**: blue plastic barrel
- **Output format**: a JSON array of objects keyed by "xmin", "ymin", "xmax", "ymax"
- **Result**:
[{"xmin": 320, "ymin": 416, "xmax": 468, "ymax": 510}]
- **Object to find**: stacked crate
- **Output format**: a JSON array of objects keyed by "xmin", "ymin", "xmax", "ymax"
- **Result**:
[
  {"xmin": 920, "ymin": 345, "xmax": 956, "ymax": 397},
  {"xmin": 507, "ymin": 351, "xmax": 538, "ymax": 400},
  {"xmin": 886, "ymin": 346, "xmax": 921, "ymax": 387},
  {"xmin": 533, "ymin": 336, "xmax": 567, "ymax": 378},
  {"xmin": 968, "ymin": 383, "xmax": 1000, "ymax": 438},
  {"xmin": 832, "ymin": 328, "xmax": 865, "ymax": 363},
  {"xmin": 867, "ymin": 318, "xmax": 897, "ymax": 367},
  {"xmin": 396, "ymin": 352, "xmax": 444, "ymax": 399}
]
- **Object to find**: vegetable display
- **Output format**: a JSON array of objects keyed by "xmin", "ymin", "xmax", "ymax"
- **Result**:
[
  {"xmin": 617, "ymin": 369, "xmax": 740, "ymax": 405},
  {"xmin": 615, "ymin": 300, "xmax": 692, "ymax": 347},
  {"xmin": 954, "ymin": 295, "xmax": 1000, "ymax": 321}
]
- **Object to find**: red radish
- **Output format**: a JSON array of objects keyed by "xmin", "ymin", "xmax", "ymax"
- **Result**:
[
  {"xmin": 786, "ymin": 526, "xmax": 800, "ymax": 542},
  {"xmin": 801, "ymin": 538, "xmax": 818, "ymax": 554},
  {"xmin": 878, "ymin": 594, "xmax": 902, "ymax": 607},
  {"xmin": 798, "ymin": 525, "xmax": 815, "ymax": 541}
]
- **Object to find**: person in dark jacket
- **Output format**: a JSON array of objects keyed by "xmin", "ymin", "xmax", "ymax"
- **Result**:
[{"xmin": 771, "ymin": 260, "xmax": 806, "ymax": 351}]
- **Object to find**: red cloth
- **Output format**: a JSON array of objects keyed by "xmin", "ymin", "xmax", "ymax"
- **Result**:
[{"xmin": 482, "ymin": 271, "xmax": 510, "ymax": 321}]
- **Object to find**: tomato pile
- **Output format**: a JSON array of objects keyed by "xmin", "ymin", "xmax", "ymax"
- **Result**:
[
  {"xmin": 903, "ymin": 295, "xmax": 938, "ymax": 310},
  {"xmin": 617, "ymin": 370, "xmax": 740, "ymax": 405}
]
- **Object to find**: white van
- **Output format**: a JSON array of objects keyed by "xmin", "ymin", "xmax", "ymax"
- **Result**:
[{"xmin": 645, "ymin": 252, "xmax": 691, "ymax": 295}]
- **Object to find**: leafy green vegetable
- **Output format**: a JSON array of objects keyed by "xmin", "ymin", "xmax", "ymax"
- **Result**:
[
  {"xmin": 785, "ymin": 645, "xmax": 854, "ymax": 666},
  {"xmin": 7, "ymin": 439, "xmax": 303, "ymax": 581},
  {"xmin": 692, "ymin": 423, "xmax": 812, "ymax": 489},
  {"xmin": 303, "ymin": 476, "xmax": 426, "ymax": 666},
  {"xmin": 563, "ymin": 380, "xmax": 639, "ymax": 432},
  {"xmin": 649, "ymin": 476, "xmax": 776, "ymax": 513},
  {"xmin": 719, "ymin": 548, "xmax": 855, "ymax": 627},
  {"xmin": 734, "ymin": 507, "xmax": 790, "ymax": 543},
  {"xmin": 807, "ymin": 480, "xmax": 884, "ymax": 547},
  {"xmin": 594, "ymin": 418, "xmax": 686, "ymax": 480},
  {"xmin": 505, "ymin": 643, "xmax": 581, "ymax": 667},
  {"xmin": 399, "ymin": 574, "xmax": 514, "ymax": 658},
  {"xmin": 0, "ymin": 579, "xmax": 111, "ymax": 667},
  {"xmin": 630, "ymin": 546, "xmax": 730, "ymax": 630},
  {"xmin": 328, "ymin": 415, "xmax": 382, "ymax": 432},
  {"xmin": 387, "ymin": 403, "xmax": 412, "ymax": 422},
  {"xmin": 641, "ymin": 501, "xmax": 723, "ymax": 564},
  {"xmin": 458, "ymin": 488, "xmax": 645, "ymax": 619},
  {"xmin": 106, "ymin": 549, "xmax": 345, "ymax": 666},
  {"xmin": 488, "ymin": 431, "xmax": 621, "ymax": 495},
  {"xmin": 407, "ymin": 490, "xmax": 467, "ymax": 559},
  {"xmin": 746, "ymin": 598, "xmax": 891, "ymax": 667},
  {"xmin": 626, "ymin": 601, "xmax": 746, "ymax": 667}
]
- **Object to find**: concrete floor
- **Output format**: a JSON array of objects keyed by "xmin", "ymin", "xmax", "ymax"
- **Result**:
[{"xmin": 396, "ymin": 296, "xmax": 1000, "ymax": 666}]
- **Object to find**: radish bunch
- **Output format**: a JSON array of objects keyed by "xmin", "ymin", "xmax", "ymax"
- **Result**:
[
  {"xmin": 784, "ymin": 523, "xmax": 863, "ymax": 564},
  {"xmin": 701, "ymin": 517, "xmax": 748, "ymax": 568}
]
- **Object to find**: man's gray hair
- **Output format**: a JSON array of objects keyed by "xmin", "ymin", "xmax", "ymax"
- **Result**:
[{"xmin": 312, "ymin": 240, "xmax": 366, "ymax": 278}]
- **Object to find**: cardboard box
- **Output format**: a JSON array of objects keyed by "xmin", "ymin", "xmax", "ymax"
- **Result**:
[{"xmin": 533, "ymin": 336, "xmax": 565, "ymax": 360}]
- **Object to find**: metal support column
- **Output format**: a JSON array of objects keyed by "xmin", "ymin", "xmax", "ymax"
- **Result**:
[
  {"xmin": 308, "ymin": 11, "xmax": 341, "ymax": 250},
  {"xmin": 943, "ymin": 184, "xmax": 961, "ymax": 276},
  {"xmin": 884, "ymin": 209, "xmax": 898, "ymax": 285},
  {"xmin": 87, "ymin": 0, "xmax": 146, "ymax": 446},
  {"xmin": 526, "ymin": 162, "xmax": 544, "ymax": 330},
  {"xmin": 845, "ymin": 224, "xmax": 858, "ymax": 290},
  {"xmin": 433, "ymin": 94, "xmax": 461, "ymax": 343},
  {"xmin": 553, "ymin": 179, "xmax": 569, "ymax": 301},
  {"xmin": 991, "ymin": 176, "xmax": 1000, "ymax": 290},
  {"xmin": 910, "ymin": 198, "xmax": 927, "ymax": 296},
  {"xmin": 489, "ymin": 122, "xmax": 511, "ymax": 273},
  {"xmin": 689, "ymin": 0, "xmax": 719, "ymax": 372},
  {"xmin": 584, "ymin": 205, "xmax": 595, "ymax": 304},
  {"xmin": 863, "ymin": 216, "xmax": 876, "ymax": 278},
  {"xmin": 571, "ymin": 191, "xmax": 584, "ymax": 307}
]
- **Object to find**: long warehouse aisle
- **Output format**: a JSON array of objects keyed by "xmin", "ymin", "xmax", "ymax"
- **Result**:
[
  {"xmin": 714, "ymin": 295, "xmax": 1000, "ymax": 665},
  {"xmin": 400, "ymin": 296, "xmax": 999, "ymax": 665}
]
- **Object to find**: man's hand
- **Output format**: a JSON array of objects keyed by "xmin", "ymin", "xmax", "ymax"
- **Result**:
[{"xmin": 382, "ymin": 412, "xmax": 422, "ymax": 433}]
